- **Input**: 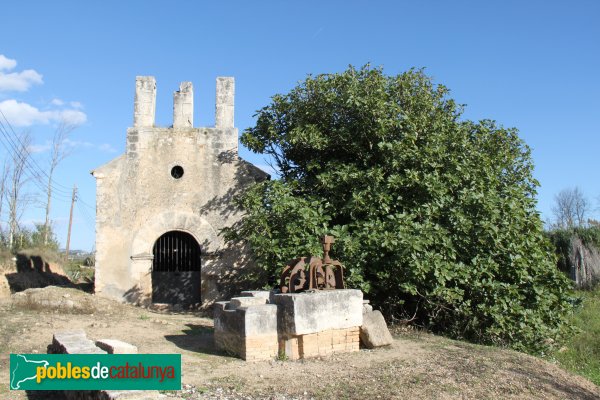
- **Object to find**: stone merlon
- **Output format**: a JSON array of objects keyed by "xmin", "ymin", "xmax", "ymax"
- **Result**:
[
  {"xmin": 215, "ymin": 77, "xmax": 235, "ymax": 128},
  {"xmin": 133, "ymin": 76, "xmax": 156, "ymax": 128},
  {"xmin": 173, "ymin": 81, "xmax": 194, "ymax": 128}
]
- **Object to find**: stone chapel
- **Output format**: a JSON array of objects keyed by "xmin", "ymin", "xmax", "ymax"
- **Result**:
[{"xmin": 92, "ymin": 76, "xmax": 267, "ymax": 307}]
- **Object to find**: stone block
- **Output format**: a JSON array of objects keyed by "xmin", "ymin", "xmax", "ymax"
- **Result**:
[
  {"xmin": 274, "ymin": 289, "xmax": 363, "ymax": 335},
  {"xmin": 279, "ymin": 337, "xmax": 300, "ymax": 360},
  {"xmin": 239, "ymin": 290, "xmax": 272, "ymax": 302},
  {"xmin": 291, "ymin": 327, "xmax": 360, "ymax": 359},
  {"xmin": 229, "ymin": 296, "xmax": 268, "ymax": 309},
  {"xmin": 243, "ymin": 332, "xmax": 278, "ymax": 361},
  {"xmin": 50, "ymin": 330, "xmax": 106, "ymax": 355},
  {"xmin": 96, "ymin": 339, "xmax": 138, "ymax": 354},
  {"xmin": 359, "ymin": 310, "xmax": 393, "ymax": 348},
  {"xmin": 214, "ymin": 302, "xmax": 278, "ymax": 360},
  {"xmin": 243, "ymin": 304, "xmax": 278, "ymax": 336}
]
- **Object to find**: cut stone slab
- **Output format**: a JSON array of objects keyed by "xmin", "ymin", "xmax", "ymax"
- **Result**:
[
  {"xmin": 215, "ymin": 303, "xmax": 278, "ymax": 337},
  {"xmin": 360, "ymin": 310, "xmax": 393, "ymax": 348},
  {"xmin": 214, "ymin": 302, "xmax": 279, "ymax": 360},
  {"xmin": 239, "ymin": 290, "xmax": 272, "ymax": 303},
  {"xmin": 229, "ymin": 296, "xmax": 268, "ymax": 309},
  {"xmin": 96, "ymin": 339, "xmax": 138, "ymax": 354},
  {"xmin": 274, "ymin": 289, "xmax": 363, "ymax": 336},
  {"xmin": 50, "ymin": 330, "xmax": 106, "ymax": 354}
]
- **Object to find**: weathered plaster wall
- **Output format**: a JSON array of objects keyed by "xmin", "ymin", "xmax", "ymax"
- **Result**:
[{"xmin": 92, "ymin": 76, "xmax": 267, "ymax": 307}]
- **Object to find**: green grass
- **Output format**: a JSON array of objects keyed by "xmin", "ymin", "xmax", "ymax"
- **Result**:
[
  {"xmin": 63, "ymin": 261, "xmax": 95, "ymax": 282},
  {"xmin": 553, "ymin": 287, "xmax": 600, "ymax": 386}
]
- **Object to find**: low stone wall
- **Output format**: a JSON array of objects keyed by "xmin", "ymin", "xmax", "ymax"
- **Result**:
[
  {"xmin": 214, "ymin": 289, "xmax": 364, "ymax": 361},
  {"xmin": 279, "ymin": 327, "xmax": 360, "ymax": 360}
]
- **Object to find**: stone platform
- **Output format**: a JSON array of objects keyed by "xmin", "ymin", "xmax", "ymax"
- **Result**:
[{"xmin": 214, "ymin": 289, "xmax": 363, "ymax": 361}]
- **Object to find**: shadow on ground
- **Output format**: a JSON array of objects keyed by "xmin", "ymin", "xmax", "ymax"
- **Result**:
[
  {"xmin": 506, "ymin": 366, "xmax": 600, "ymax": 400},
  {"xmin": 165, "ymin": 323, "xmax": 227, "ymax": 356},
  {"xmin": 26, "ymin": 390, "xmax": 67, "ymax": 399}
]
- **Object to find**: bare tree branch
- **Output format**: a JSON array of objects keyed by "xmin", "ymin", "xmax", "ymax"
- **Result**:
[
  {"xmin": 552, "ymin": 187, "xmax": 590, "ymax": 229},
  {"xmin": 43, "ymin": 120, "xmax": 77, "ymax": 245},
  {"xmin": 8, "ymin": 130, "xmax": 32, "ymax": 248},
  {"xmin": 0, "ymin": 158, "xmax": 10, "ymax": 235}
]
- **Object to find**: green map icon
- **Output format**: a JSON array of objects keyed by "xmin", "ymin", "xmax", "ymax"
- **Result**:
[{"xmin": 10, "ymin": 354, "xmax": 49, "ymax": 390}]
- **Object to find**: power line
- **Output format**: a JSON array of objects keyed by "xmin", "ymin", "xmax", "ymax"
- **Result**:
[
  {"xmin": 0, "ymin": 109, "xmax": 74, "ymax": 193},
  {"xmin": 77, "ymin": 197, "xmax": 96, "ymax": 210},
  {"xmin": 0, "ymin": 110, "xmax": 75, "ymax": 198},
  {"xmin": 76, "ymin": 202, "xmax": 95, "ymax": 233},
  {"xmin": 77, "ymin": 198, "xmax": 95, "ymax": 222},
  {"xmin": 0, "ymin": 134, "xmax": 71, "ymax": 201},
  {"xmin": 0, "ymin": 108, "xmax": 96, "ymax": 240},
  {"xmin": 0, "ymin": 124, "xmax": 72, "ymax": 198}
]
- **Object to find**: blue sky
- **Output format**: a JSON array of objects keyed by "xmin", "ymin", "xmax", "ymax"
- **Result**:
[{"xmin": 0, "ymin": 1, "xmax": 598, "ymax": 251}]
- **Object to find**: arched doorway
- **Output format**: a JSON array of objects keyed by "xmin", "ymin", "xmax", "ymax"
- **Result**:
[{"xmin": 151, "ymin": 230, "xmax": 201, "ymax": 305}]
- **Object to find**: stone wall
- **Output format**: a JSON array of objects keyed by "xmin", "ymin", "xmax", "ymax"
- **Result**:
[{"xmin": 279, "ymin": 327, "xmax": 360, "ymax": 360}]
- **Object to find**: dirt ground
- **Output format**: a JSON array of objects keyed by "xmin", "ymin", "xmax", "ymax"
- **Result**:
[{"xmin": 0, "ymin": 286, "xmax": 598, "ymax": 400}]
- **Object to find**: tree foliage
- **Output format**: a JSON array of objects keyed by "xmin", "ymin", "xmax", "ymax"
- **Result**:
[
  {"xmin": 226, "ymin": 65, "xmax": 574, "ymax": 353},
  {"xmin": 1, "ymin": 223, "xmax": 60, "ymax": 253}
]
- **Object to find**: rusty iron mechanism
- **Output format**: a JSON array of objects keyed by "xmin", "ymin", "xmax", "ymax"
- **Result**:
[{"xmin": 279, "ymin": 235, "xmax": 346, "ymax": 293}]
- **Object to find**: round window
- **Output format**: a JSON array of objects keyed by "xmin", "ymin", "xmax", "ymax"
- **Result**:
[{"xmin": 171, "ymin": 165, "xmax": 184, "ymax": 179}]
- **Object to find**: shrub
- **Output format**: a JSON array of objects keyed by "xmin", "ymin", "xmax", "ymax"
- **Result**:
[{"xmin": 225, "ymin": 65, "xmax": 574, "ymax": 353}]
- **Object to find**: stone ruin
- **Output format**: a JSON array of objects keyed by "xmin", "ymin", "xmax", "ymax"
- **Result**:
[
  {"xmin": 215, "ymin": 289, "xmax": 393, "ymax": 361},
  {"xmin": 214, "ymin": 237, "xmax": 393, "ymax": 361},
  {"xmin": 215, "ymin": 289, "xmax": 362, "ymax": 361}
]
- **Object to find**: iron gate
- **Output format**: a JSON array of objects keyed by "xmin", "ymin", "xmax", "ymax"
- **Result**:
[{"xmin": 152, "ymin": 231, "xmax": 201, "ymax": 305}]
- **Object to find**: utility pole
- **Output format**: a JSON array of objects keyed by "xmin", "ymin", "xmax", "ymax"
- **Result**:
[{"xmin": 65, "ymin": 185, "xmax": 77, "ymax": 261}]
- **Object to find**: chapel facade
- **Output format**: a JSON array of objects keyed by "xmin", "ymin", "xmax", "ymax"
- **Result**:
[{"xmin": 92, "ymin": 76, "xmax": 267, "ymax": 307}]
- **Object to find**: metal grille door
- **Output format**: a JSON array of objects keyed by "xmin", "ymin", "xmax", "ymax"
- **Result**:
[
  {"xmin": 151, "ymin": 231, "xmax": 201, "ymax": 305},
  {"xmin": 152, "ymin": 230, "xmax": 201, "ymax": 272}
]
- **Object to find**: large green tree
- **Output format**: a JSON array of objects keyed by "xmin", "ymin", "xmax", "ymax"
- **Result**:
[{"xmin": 226, "ymin": 65, "xmax": 573, "ymax": 352}]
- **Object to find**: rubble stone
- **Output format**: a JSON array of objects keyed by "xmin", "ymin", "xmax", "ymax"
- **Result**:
[
  {"xmin": 96, "ymin": 339, "xmax": 138, "ymax": 354},
  {"xmin": 360, "ymin": 310, "xmax": 393, "ymax": 348}
]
